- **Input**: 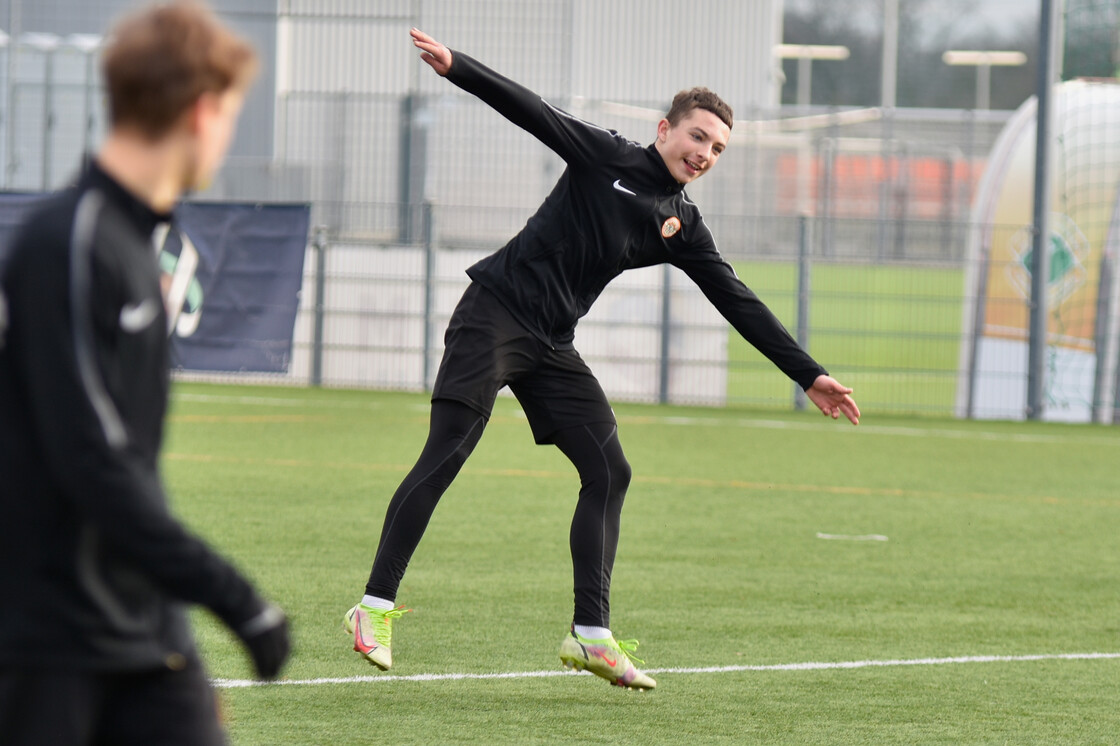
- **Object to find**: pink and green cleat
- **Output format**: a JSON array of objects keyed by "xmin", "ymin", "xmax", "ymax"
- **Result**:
[
  {"xmin": 343, "ymin": 603, "xmax": 410, "ymax": 670},
  {"xmin": 559, "ymin": 626, "xmax": 656, "ymax": 690}
]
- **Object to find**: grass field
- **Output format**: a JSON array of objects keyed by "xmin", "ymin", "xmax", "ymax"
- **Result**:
[
  {"xmin": 165, "ymin": 382, "xmax": 1120, "ymax": 744},
  {"xmin": 728, "ymin": 261, "xmax": 965, "ymax": 415}
]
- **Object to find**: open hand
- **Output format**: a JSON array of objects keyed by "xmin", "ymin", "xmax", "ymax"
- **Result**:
[
  {"xmin": 806, "ymin": 375, "xmax": 860, "ymax": 425},
  {"xmin": 411, "ymin": 28, "xmax": 452, "ymax": 76}
]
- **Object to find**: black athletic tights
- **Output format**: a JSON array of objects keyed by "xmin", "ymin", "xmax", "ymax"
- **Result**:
[{"xmin": 365, "ymin": 399, "xmax": 630, "ymax": 627}]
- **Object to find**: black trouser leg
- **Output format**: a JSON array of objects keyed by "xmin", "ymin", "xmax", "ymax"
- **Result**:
[
  {"xmin": 553, "ymin": 422, "xmax": 632, "ymax": 628},
  {"xmin": 0, "ymin": 660, "xmax": 225, "ymax": 746},
  {"xmin": 365, "ymin": 399, "xmax": 487, "ymax": 600}
]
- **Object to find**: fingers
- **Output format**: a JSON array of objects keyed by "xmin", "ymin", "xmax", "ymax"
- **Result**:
[
  {"xmin": 410, "ymin": 28, "xmax": 438, "ymax": 55},
  {"xmin": 827, "ymin": 395, "xmax": 860, "ymax": 425},
  {"xmin": 842, "ymin": 396, "xmax": 861, "ymax": 425},
  {"xmin": 411, "ymin": 27, "xmax": 451, "ymax": 75},
  {"xmin": 813, "ymin": 391, "xmax": 860, "ymax": 425}
]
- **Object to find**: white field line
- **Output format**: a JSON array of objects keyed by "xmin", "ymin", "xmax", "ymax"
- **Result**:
[
  {"xmin": 816, "ymin": 532, "xmax": 889, "ymax": 541},
  {"xmin": 212, "ymin": 652, "xmax": 1120, "ymax": 689},
  {"xmin": 171, "ymin": 393, "xmax": 1120, "ymax": 448}
]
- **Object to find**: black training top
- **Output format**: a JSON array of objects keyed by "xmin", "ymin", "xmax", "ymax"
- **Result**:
[
  {"xmin": 447, "ymin": 51, "xmax": 827, "ymax": 390},
  {"xmin": 0, "ymin": 162, "xmax": 264, "ymax": 671}
]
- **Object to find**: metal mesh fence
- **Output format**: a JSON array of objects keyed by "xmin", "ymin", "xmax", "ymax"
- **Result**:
[
  {"xmin": 1, "ymin": 0, "xmax": 1118, "ymax": 422},
  {"xmin": 205, "ymin": 211, "xmax": 1034, "ymax": 421}
]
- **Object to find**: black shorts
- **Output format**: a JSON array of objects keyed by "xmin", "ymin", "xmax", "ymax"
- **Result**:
[
  {"xmin": 432, "ymin": 282, "xmax": 615, "ymax": 444},
  {"xmin": 0, "ymin": 657, "xmax": 225, "ymax": 745}
]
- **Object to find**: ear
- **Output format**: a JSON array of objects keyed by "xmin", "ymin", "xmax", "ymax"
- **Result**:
[
  {"xmin": 186, "ymin": 91, "xmax": 221, "ymax": 135},
  {"xmin": 656, "ymin": 118, "xmax": 671, "ymax": 142}
]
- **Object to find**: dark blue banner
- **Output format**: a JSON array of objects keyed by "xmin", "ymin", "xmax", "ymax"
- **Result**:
[
  {"xmin": 0, "ymin": 194, "xmax": 310, "ymax": 373},
  {"xmin": 161, "ymin": 203, "xmax": 310, "ymax": 373},
  {"xmin": 0, "ymin": 194, "xmax": 48, "ymax": 258}
]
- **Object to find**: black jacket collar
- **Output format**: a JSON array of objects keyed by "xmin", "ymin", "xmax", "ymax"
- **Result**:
[
  {"xmin": 82, "ymin": 159, "xmax": 174, "ymax": 236},
  {"xmin": 645, "ymin": 143, "xmax": 685, "ymax": 196}
]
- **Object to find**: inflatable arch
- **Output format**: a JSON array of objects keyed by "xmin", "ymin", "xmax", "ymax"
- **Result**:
[{"xmin": 957, "ymin": 80, "xmax": 1120, "ymax": 423}]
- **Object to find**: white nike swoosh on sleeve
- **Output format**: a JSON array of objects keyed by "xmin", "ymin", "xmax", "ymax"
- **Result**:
[{"xmin": 612, "ymin": 179, "xmax": 637, "ymax": 196}]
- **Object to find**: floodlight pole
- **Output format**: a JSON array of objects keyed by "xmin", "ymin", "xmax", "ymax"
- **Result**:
[
  {"xmin": 941, "ymin": 50, "xmax": 1028, "ymax": 111},
  {"xmin": 977, "ymin": 63, "xmax": 991, "ymax": 111},
  {"xmin": 4, "ymin": 2, "xmax": 17, "ymax": 188},
  {"xmin": 881, "ymin": 0, "xmax": 898, "ymax": 109},
  {"xmin": 775, "ymin": 44, "xmax": 851, "ymax": 111},
  {"xmin": 1027, "ymin": 0, "xmax": 1060, "ymax": 420},
  {"xmin": 775, "ymin": 44, "xmax": 850, "ymax": 215}
]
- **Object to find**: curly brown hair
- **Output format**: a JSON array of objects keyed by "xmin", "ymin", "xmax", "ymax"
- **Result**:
[{"xmin": 665, "ymin": 87, "xmax": 733, "ymax": 130}]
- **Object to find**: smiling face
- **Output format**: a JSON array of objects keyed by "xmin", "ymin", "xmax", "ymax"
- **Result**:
[{"xmin": 654, "ymin": 108, "xmax": 731, "ymax": 184}]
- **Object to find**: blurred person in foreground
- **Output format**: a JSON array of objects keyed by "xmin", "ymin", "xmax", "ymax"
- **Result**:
[
  {"xmin": 0, "ymin": 3, "xmax": 289, "ymax": 743},
  {"xmin": 342, "ymin": 29, "xmax": 860, "ymax": 692}
]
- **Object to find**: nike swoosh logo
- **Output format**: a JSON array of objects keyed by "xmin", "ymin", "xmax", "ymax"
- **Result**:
[
  {"xmin": 119, "ymin": 298, "xmax": 160, "ymax": 333},
  {"xmin": 612, "ymin": 179, "xmax": 637, "ymax": 196}
]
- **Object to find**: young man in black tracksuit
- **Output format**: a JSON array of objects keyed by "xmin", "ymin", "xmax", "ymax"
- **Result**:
[
  {"xmin": 0, "ymin": 4, "xmax": 289, "ymax": 743},
  {"xmin": 344, "ymin": 28, "xmax": 861, "ymax": 690}
]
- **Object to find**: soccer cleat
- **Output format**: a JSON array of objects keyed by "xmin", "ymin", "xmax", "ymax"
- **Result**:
[
  {"xmin": 343, "ymin": 603, "xmax": 410, "ymax": 670},
  {"xmin": 559, "ymin": 626, "xmax": 656, "ymax": 691}
]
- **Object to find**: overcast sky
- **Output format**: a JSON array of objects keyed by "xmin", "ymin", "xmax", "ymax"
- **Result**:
[
  {"xmin": 788, "ymin": 0, "xmax": 1040, "ymax": 40},
  {"xmin": 972, "ymin": 0, "xmax": 1038, "ymax": 28}
]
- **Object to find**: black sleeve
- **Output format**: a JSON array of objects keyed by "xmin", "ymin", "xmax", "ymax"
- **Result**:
[
  {"xmin": 6, "ymin": 201, "xmax": 265, "ymax": 631},
  {"xmin": 670, "ymin": 223, "xmax": 827, "ymax": 391},
  {"xmin": 445, "ymin": 50, "xmax": 627, "ymax": 167}
]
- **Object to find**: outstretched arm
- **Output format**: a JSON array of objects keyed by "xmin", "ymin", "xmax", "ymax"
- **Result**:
[
  {"xmin": 411, "ymin": 28, "xmax": 452, "ymax": 76},
  {"xmin": 805, "ymin": 375, "xmax": 860, "ymax": 425},
  {"xmin": 407, "ymin": 28, "xmax": 623, "ymax": 167},
  {"xmin": 668, "ymin": 229, "xmax": 860, "ymax": 426}
]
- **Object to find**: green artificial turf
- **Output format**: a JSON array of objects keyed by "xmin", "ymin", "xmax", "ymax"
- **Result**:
[{"xmin": 163, "ymin": 383, "xmax": 1120, "ymax": 744}]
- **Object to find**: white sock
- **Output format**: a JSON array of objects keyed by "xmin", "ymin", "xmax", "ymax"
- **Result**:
[
  {"xmin": 573, "ymin": 624, "xmax": 612, "ymax": 640},
  {"xmin": 361, "ymin": 595, "xmax": 395, "ymax": 610}
]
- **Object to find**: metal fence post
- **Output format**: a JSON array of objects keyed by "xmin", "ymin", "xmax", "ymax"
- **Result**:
[
  {"xmin": 399, "ymin": 93, "xmax": 430, "ymax": 245},
  {"xmin": 82, "ymin": 47, "xmax": 95, "ymax": 156},
  {"xmin": 398, "ymin": 93, "xmax": 414, "ymax": 243},
  {"xmin": 1114, "ymin": 340, "xmax": 1120, "ymax": 424},
  {"xmin": 310, "ymin": 225, "xmax": 328, "ymax": 387},
  {"xmin": 876, "ymin": 110, "xmax": 893, "ymax": 262},
  {"xmin": 1092, "ymin": 249, "xmax": 1112, "ymax": 423},
  {"xmin": 818, "ymin": 137, "xmax": 835, "ymax": 258},
  {"xmin": 965, "ymin": 239, "xmax": 992, "ymax": 420},
  {"xmin": 794, "ymin": 214, "xmax": 811, "ymax": 411},
  {"xmin": 940, "ymin": 153, "xmax": 955, "ymax": 258},
  {"xmin": 1027, "ymin": 0, "xmax": 1059, "ymax": 420},
  {"xmin": 658, "ymin": 263, "xmax": 672, "ymax": 405},
  {"xmin": 41, "ymin": 47, "xmax": 54, "ymax": 189},
  {"xmin": 422, "ymin": 201, "xmax": 436, "ymax": 391},
  {"xmin": 3, "ymin": 5, "xmax": 15, "ymax": 189}
]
